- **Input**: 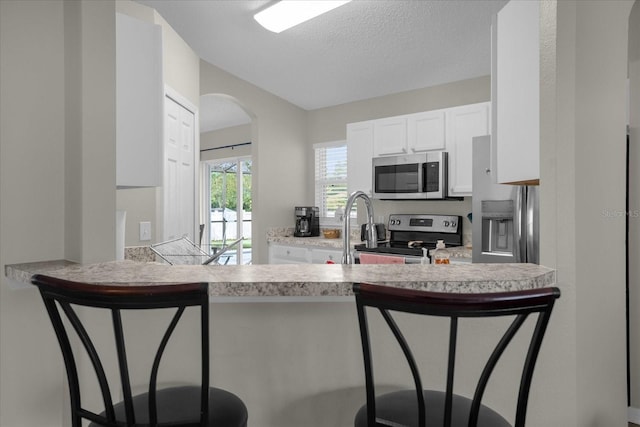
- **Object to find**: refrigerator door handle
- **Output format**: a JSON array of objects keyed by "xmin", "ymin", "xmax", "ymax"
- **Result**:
[
  {"xmin": 525, "ymin": 186, "xmax": 539, "ymax": 264},
  {"xmin": 514, "ymin": 186, "xmax": 524, "ymax": 263}
]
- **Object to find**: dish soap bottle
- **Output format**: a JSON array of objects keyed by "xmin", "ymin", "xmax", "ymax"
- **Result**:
[
  {"xmin": 433, "ymin": 240, "xmax": 450, "ymax": 265},
  {"xmin": 421, "ymin": 247, "xmax": 429, "ymax": 265}
]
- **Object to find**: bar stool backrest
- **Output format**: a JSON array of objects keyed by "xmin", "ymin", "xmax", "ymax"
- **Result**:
[
  {"xmin": 353, "ymin": 283, "xmax": 560, "ymax": 427},
  {"xmin": 31, "ymin": 274, "xmax": 210, "ymax": 427}
]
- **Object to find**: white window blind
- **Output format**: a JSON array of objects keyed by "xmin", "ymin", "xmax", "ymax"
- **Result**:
[{"xmin": 314, "ymin": 141, "xmax": 353, "ymax": 222}]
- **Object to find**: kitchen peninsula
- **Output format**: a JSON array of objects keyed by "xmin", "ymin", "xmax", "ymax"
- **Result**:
[{"xmin": 5, "ymin": 260, "xmax": 555, "ymax": 300}]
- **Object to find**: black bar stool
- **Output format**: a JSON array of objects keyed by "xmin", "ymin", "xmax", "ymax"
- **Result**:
[
  {"xmin": 352, "ymin": 283, "xmax": 560, "ymax": 427},
  {"xmin": 32, "ymin": 274, "xmax": 248, "ymax": 427}
]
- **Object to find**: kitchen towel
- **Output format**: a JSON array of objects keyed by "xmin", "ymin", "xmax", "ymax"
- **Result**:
[{"xmin": 359, "ymin": 253, "xmax": 405, "ymax": 264}]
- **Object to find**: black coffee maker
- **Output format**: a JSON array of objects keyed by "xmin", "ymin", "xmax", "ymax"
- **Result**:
[{"xmin": 294, "ymin": 206, "xmax": 320, "ymax": 237}]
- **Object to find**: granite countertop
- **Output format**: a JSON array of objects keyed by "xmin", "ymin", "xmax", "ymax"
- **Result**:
[
  {"xmin": 429, "ymin": 245, "xmax": 473, "ymax": 259},
  {"xmin": 266, "ymin": 227, "xmax": 473, "ymax": 258},
  {"xmin": 266, "ymin": 226, "xmax": 361, "ymax": 250},
  {"xmin": 267, "ymin": 235, "xmax": 355, "ymax": 250},
  {"xmin": 5, "ymin": 259, "xmax": 555, "ymax": 299}
]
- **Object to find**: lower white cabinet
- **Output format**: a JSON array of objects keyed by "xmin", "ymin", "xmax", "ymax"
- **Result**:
[
  {"xmin": 309, "ymin": 248, "xmax": 342, "ymax": 264},
  {"xmin": 268, "ymin": 244, "xmax": 310, "ymax": 264},
  {"xmin": 268, "ymin": 244, "xmax": 343, "ymax": 265}
]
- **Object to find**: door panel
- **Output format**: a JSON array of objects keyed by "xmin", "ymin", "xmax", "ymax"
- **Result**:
[{"xmin": 164, "ymin": 96, "xmax": 195, "ymax": 242}]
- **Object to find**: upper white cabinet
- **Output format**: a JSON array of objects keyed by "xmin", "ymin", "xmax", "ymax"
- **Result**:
[
  {"xmin": 372, "ymin": 111, "xmax": 447, "ymax": 157},
  {"xmin": 408, "ymin": 110, "xmax": 447, "ymax": 152},
  {"xmin": 446, "ymin": 103, "xmax": 490, "ymax": 197},
  {"xmin": 349, "ymin": 103, "xmax": 489, "ymax": 198},
  {"xmin": 373, "ymin": 116, "xmax": 408, "ymax": 156},
  {"xmin": 347, "ymin": 121, "xmax": 374, "ymax": 196},
  {"xmin": 116, "ymin": 13, "xmax": 163, "ymax": 188},
  {"xmin": 492, "ymin": 0, "xmax": 540, "ymax": 184}
]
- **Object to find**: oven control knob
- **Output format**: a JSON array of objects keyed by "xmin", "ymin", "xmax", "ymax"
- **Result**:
[
  {"xmin": 396, "ymin": 219, "xmax": 401, "ymax": 226},
  {"xmin": 451, "ymin": 221, "xmax": 457, "ymax": 228},
  {"xmin": 444, "ymin": 221, "xmax": 450, "ymax": 227}
]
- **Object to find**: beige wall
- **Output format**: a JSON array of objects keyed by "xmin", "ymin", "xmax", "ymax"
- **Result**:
[
  {"xmin": 540, "ymin": 1, "xmax": 632, "ymax": 425},
  {"xmin": 201, "ymin": 124, "xmax": 252, "ymax": 162},
  {"xmin": 629, "ymin": 2, "xmax": 640, "ymax": 417},
  {"xmin": 0, "ymin": 0, "xmax": 117, "ymax": 425},
  {"xmin": 200, "ymin": 60, "xmax": 307, "ymax": 264}
]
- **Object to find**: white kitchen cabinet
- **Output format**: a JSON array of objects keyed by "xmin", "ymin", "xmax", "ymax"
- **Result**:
[
  {"xmin": 446, "ymin": 102, "xmax": 490, "ymax": 197},
  {"xmin": 347, "ymin": 121, "xmax": 374, "ymax": 196},
  {"xmin": 347, "ymin": 102, "xmax": 489, "ymax": 199},
  {"xmin": 116, "ymin": 13, "xmax": 163, "ymax": 188},
  {"xmin": 373, "ymin": 116, "xmax": 408, "ymax": 156},
  {"xmin": 493, "ymin": 0, "xmax": 540, "ymax": 184},
  {"xmin": 268, "ymin": 244, "xmax": 310, "ymax": 264},
  {"xmin": 408, "ymin": 110, "xmax": 447, "ymax": 152},
  {"xmin": 373, "ymin": 112, "xmax": 446, "ymax": 157},
  {"xmin": 268, "ymin": 244, "xmax": 343, "ymax": 264},
  {"xmin": 309, "ymin": 248, "xmax": 342, "ymax": 264}
]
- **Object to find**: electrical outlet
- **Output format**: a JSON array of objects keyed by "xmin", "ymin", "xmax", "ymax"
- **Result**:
[{"xmin": 139, "ymin": 221, "xmax": 151, "ymax": 241}]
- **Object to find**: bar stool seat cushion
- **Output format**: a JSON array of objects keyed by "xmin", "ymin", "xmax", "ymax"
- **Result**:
[
  {"xmin": 88, "ymin": 385, "xmax": 247, "ymax": 427},
  {"xmin": 354, "ymin": 390, "xmax": 511, "ymax": 427}
]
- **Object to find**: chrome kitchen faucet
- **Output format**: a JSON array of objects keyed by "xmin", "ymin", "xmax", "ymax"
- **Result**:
[{"xmin": 342, "ymin": 191, "xmax": 377, "ymax": 264}]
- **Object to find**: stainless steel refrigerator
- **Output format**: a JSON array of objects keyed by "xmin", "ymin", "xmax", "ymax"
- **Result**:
[{"xmin": 472, "ymin": 135, "xmax": 539, "ymax": 263}]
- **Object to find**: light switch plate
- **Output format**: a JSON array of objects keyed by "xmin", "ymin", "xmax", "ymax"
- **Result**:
[{"xmin": 139, "ymin": 221, "xmax": 151, "ymax": 241}]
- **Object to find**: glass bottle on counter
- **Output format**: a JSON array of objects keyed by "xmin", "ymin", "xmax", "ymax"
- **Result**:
[{"xmin": 432, "ymin": 240, "xmax": 450, "ymax": 265}]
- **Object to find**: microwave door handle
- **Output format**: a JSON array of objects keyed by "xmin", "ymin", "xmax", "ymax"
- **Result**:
[{"xmin": 421, "ymin": 163, "xmax": 427, "ymax": 193}]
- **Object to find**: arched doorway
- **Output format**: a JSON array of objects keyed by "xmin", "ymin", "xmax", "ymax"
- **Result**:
[{"xmin": 199, "ymin": 94, "xmax": 255, "ymax": 264}]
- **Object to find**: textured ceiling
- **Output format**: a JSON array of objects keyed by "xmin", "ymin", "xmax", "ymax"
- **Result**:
[{"xmin": 137, "ymin": 0, "xmax": 507, "ymax": 130}]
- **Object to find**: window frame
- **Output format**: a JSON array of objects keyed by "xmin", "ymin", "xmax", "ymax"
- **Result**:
[{"xmin": 313, "ymin": 140, "xmax": 354, "ymax": 227}]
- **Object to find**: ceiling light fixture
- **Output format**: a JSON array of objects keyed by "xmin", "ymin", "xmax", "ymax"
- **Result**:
[{"xmin": 254, "ymin": 0, "xmax": 352, "ymax": 34}]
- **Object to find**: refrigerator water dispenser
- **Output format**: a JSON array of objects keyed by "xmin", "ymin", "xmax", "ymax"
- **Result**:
[{"xmin": 481, "ymin": 200, "xmax": 514, "ymax": 255}]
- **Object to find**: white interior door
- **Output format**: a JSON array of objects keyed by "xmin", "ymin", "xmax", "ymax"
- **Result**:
[{"xmin": 164, "ymin": 95, "xmax": 195, "ymax": 241}]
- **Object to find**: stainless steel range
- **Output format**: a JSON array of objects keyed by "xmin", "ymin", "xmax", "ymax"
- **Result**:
[{"xmin": 354, "ymin": 214, "xmax": 462, "ymax": 264}]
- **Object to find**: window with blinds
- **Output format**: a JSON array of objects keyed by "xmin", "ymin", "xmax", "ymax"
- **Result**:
[{"xmin": 314, "ymin": 141, "xmax": 353, "ymax": 222}]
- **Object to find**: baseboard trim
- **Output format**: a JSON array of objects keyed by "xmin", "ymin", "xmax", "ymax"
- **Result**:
[{"xmin": 628, "ymin": 406, "xmax": 640, "ymax": 423}]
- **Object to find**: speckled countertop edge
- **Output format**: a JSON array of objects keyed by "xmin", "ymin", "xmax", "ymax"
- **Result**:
[{"xmin": 5, "ymin": 260, "xmax": 555, "ymax": 297}]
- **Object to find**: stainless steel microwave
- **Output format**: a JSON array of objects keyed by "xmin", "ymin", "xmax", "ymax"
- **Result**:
[{"xmin": 372, "ymin": 152, "xmax": 448, "ymax": 200}]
